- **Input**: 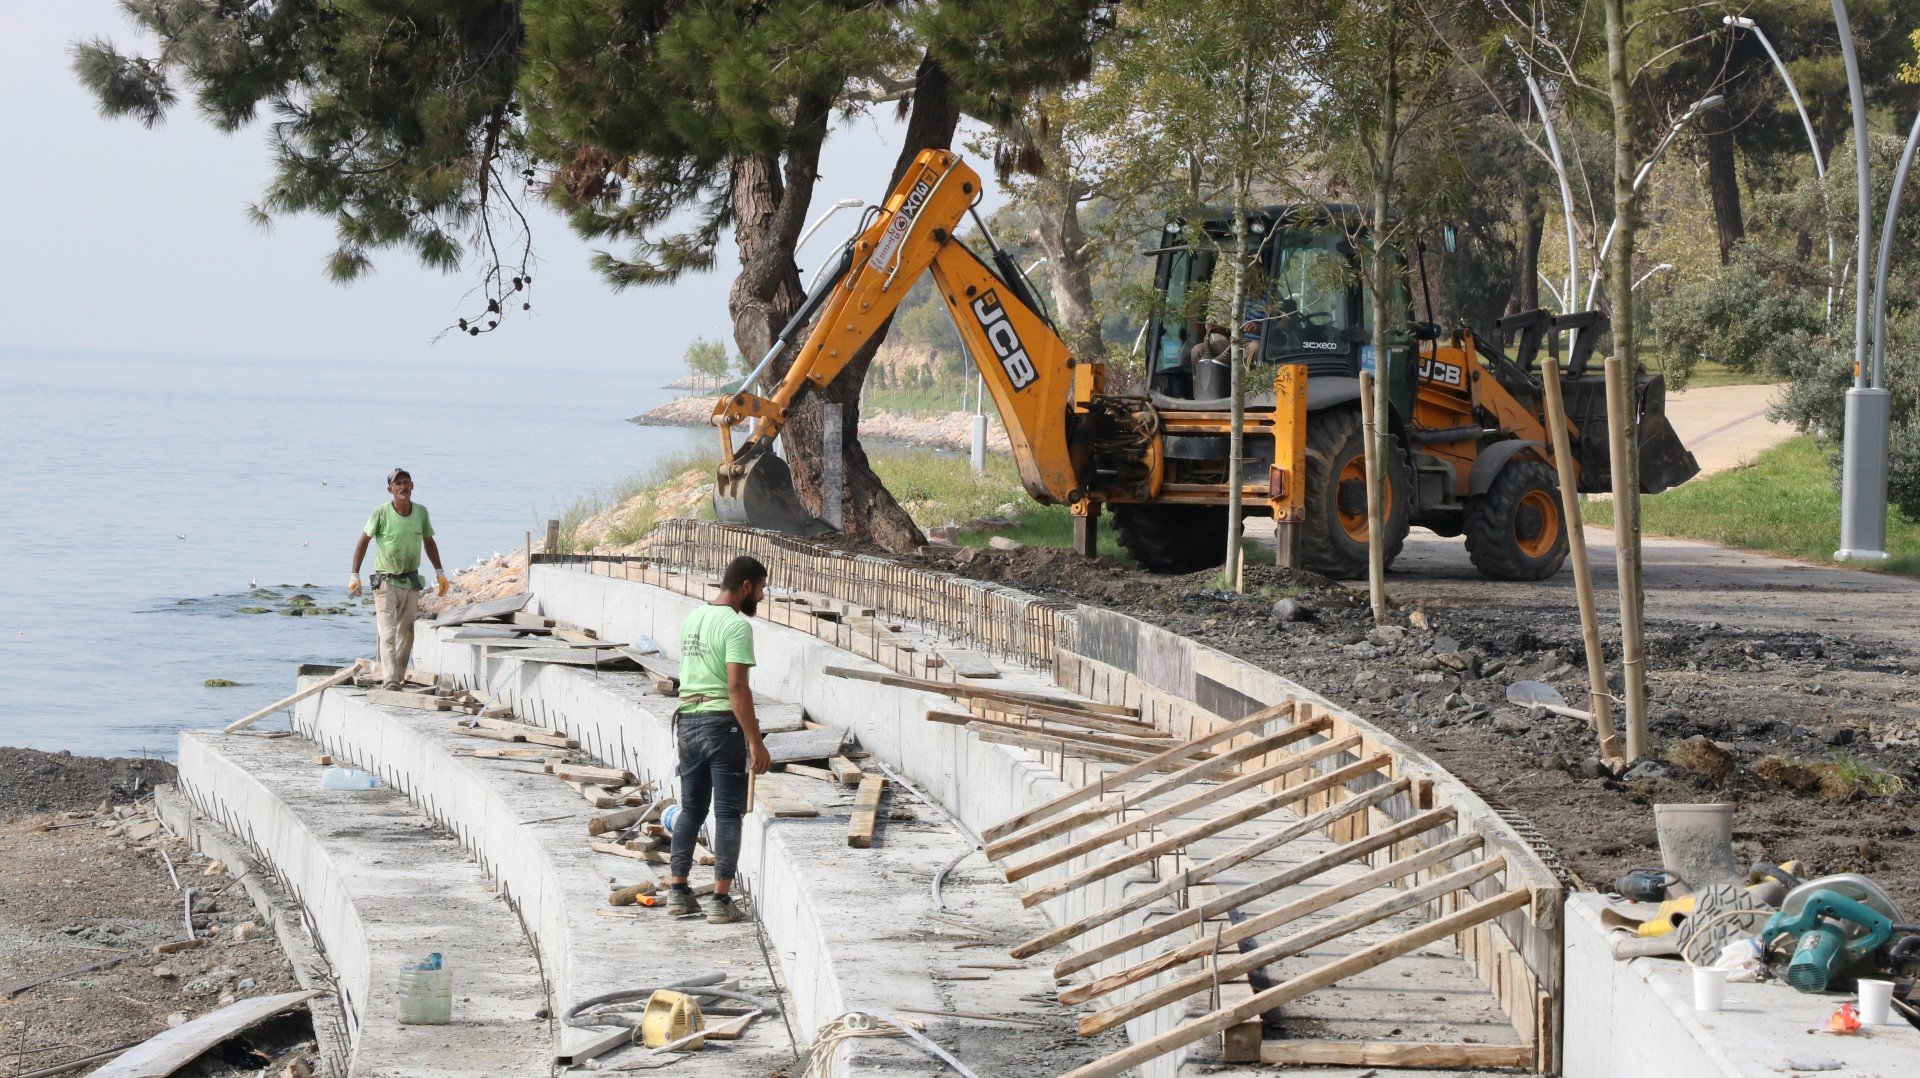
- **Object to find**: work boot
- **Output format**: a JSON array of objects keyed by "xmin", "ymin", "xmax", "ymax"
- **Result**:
[
  {"xmin": 662, "ymin": 885, "xmax": 697, "ymax": 917},
  {"xmin": 702, "ymin": 893, "xmax": 744, "ymax": 924}
]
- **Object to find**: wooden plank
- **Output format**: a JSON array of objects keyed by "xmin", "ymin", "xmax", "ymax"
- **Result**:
[
  {"xmin": 469, "ymin": 745, "xmax": 572, "ymax": 761},
  {"xmin": 502, "ymin": 648, "xmax": 640, "ymax": 668},
  {"xmin": 588, "ymin": 840, "xmax": 650, "ymax": 860},
  {"xmin": 366, "ymin": 688, "xmax": 452, "ymax": 711},
  {"xmin": 783, "ymin": 763, "xmax": 840, "ymax": 783},
  {"xmin": 428, "ymin": 592, "xmax": 531, "ymax": 628},
  {"xmin": 587, "ymin": 805, "xmax": 648, "ymax": 836},
  {"xmin": 1079, "ymin": 858, "xmax": 1508, "ymax": 1035},
  {"xmin": 827, "ymin": 756, "xmax": 862, "ymax": 785},
  {"xmin": 1060, "ymin": 830, "xmax": 1486, "ymax": 1006},
  {"xmin": 1259, "ymin": 1041, "xmax": 1534, "ymax": 1069},
  {"xmin": 763, "ymin": 726, "xmax": 846, "ymax": 764},
  {"xmin": 225, "ymin": 661, "xmax": 367, "ymax": 732},
  {"xmin": 1021, "ymin": 761, "xmax": 1399, "ymax": 908},
  {"xmin": 937, "ymin": 712, "xmax": 1211, "ymax": 757},
  {"xmin": 754, "ymin": 777, "xmax": 818, "ymax": 817},
  {"xmin": 509, "ymin": 611, "xmax": 557, "ymax": 629},
  {"xmin": 821, "ymin": 665, "xmax": 1140, "ymax": 717},
  {"xmin": 1058, "ymin": 888, "xmax": 1533, "ymax": 1078},
  {"xmin": 939, "ymin": 649, "xmax": 1001, "ymax": 678},
  {"xmin": 554, "ymin": 762, "xmax": 634, "ymax": 786},
  {"xmin": 973, "ymin": 727, "xmax": 1189, "ymax": 770},
  {"xmin": 979, "ymin": 702, "xmax": 1297, "ymax": 843},
  {"xmin": 444, "ymin": 626, "xmax": 546, "ymax": 642},
  {"xmin": 847, "ymin": 775, "xmax": 887, "ymax": 848},
  {"xmin": 972, "ymin": 700, "xmax": 1167, "ymax": 738},
  {"xmin": 1001, "ymin": 733, "xmax": 1363, "ymax": 883},
  {"xmin": 1046, "ymin": 807, "xmax": 1456, "ymax": 975},
  {"xmin": 90, "ymin": 990, "xmax": 322, "ymax": 1077}
]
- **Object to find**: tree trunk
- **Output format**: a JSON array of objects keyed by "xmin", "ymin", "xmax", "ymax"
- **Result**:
[
  {"xmin": 1703, "ymin": 124, "xmax": 1745, "ymax": 264},
  {"xmin": 1601, "ymin": 0, "xmax": 1648, "ymax": 762},
  {"xmin": 1363, "ymin": 18, "xmax": 1400, "ymax": 625},
  {"xmin": 1516, "ymin": 179, "xmax": 1543, "ymax": 312},
  {"xmin": 1030, "ymin": 177, "xmax": 1105, "ymax": 366}
]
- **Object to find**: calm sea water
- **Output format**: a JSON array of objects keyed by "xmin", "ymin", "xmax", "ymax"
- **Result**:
[{"xmin": 0, "ymin": 348, "xmax": 704, "ymax": 757}]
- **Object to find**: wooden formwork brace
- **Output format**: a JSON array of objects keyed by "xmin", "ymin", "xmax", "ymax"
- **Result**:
[
  {"xmin": 1051, "ymin": 806, "xmax": 1458, "ymax": 977},
  {"xmin": 822, "ymin": 665, "xmax": 1140, "ymax": 718},
  {"xmin": 1001, "ymin": 733, "xmax": 1364, "ymax": 885},
  {"xmin": 1010, "ymin": 768, "xmax": 1402, "ymax": 962},
  {"xmin": 985, "ymin": 714, "xmax": 1330, "ymax": 861},
  {"xmin": 1058, "ymin": 886, "xmax": 1534, "ymax": 1078},
  {"xmin": 929, "ymin": 711, "xmax": 1230, "ymax": 760},
  {"xmin": 1262, "ymin": 1041, "xmax": 1534, "ymax": 1068},
  {"xmin": 1076, "ymin": 857, "xmax": 1510, "ymax": 1036},
  {"xmin": 1018, "ymin": 755, "xmax": 1392, "ymax": 907},
  {"xmin": 980, "ymin": 702, "xmax": 1296, "ymax": 843},
  {"xmin": 970, "ymin": 699, "xmax": 1169, "ymax": 738},
  {"xmin": 1058, "ymin": 830, "xmax": 1486, "ymax": 1006}
]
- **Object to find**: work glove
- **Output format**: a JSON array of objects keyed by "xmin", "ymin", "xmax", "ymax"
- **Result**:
[
  {"xmin": 348, "ymin": 574, "xmax": 363, "ymax": 597},
  {"xmin": 436, "ymin": 574, "xmax": 450, "ymax": 598}
]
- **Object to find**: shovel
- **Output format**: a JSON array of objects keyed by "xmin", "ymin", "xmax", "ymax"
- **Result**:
[
  {"xmin": 1505, "ymin": 680, "xmax": 1591, "ymax": 722},
  {"xmin": 713, "ymin": 445, "xmax": 834, "ymax": 536}
]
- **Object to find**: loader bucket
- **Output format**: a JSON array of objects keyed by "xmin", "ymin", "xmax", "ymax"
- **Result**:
[
  {"xmin": 1637, "ymin": 376, "xmax": 1700, "ymax": 494},
  {"xmin": 713, "ymin": 448, "xmax": 835, "ymax": 536}
]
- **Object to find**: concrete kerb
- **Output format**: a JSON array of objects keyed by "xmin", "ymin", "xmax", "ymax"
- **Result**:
[
  {"xmin": 521, "ymin": 566, "xmax": 1274, "ymax": 1077},
  {"xmin": 153, "ymin": 782, "xmax": 354, "ymax": 1078},
  {"xmin": 172, "ymin": 729, "xmax": 550, "ymax": 1076}
]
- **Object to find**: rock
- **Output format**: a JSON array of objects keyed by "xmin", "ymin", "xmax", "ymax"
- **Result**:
[
  {"xmin": 1270, "ymin": 598, "xmax": 1313, "ymax": 623},
  {"xmin": 233, "ymin": 921, "xmax": 260, "ymax": 942},
  {"xmin": 1493, "ymin": 715, "xmax": 1531, "ymax": 735},
  {"xmin": 1432, "ymin": 635, "xmax": 1460, "ymax": 654},
  {"xmin": 152, "ymin": 963, "xmax": 179, "ymax": 979},
  {"xmin": 1408, "ymin": 609, "xmax": 1431, "ymax": 631},
  {"xmin": 1754, "ymin": 755, "xmax": 1824, "ymax": 794},
  {"xmin": 235, "ymin": 607, "xmax": 273, "ymax": 615},
  {"xmin": 183, "ymin": 966, "xmax": 238, "ymax": 996},
  {"xmin": 1621, "ymin": 760, "xmax": 1672, "ymax": 783},
  {"xmin": 203, "ymin": 678, "xmax": 239, "ymax": 688},
  {"xmin": 166, "ymin": 1012, "xmax": 189, "ymax": 1029},
  {"xmin": 1367, "ymin": 625, "xmax": 1407, "ymax": 646},
  {"xmin": 1665, "ymin": 735, "xmax": 1733, "ymax": 784},
  {"xmin": 1820, "ymin": 725, "xmax": 1856, "ymax": 747},
  {"xmin": 1442, "ymin": 692, "xmax": 1470, "ymax": 711},
  {"xmin": 1460, "ymin": 709, "xmax": 1491, "ymax": 724},
  {"xmin": 1577, "ymin": 757, "xmax": 1612, "ymax": 780},
  {"xmin": 283, "ymin": 1063, "xmax": 313, "ymax": 1078},
  {"xmin": 238, "ymin": 976, "xmax": 257, "ymax": 990},
  {"xmin": 986, "ymin": 536, "xmax": 1025, "ymax": 552},
  {"xmin": 925, "ymin": 525, "xmax": 958, "ymax": 547}
]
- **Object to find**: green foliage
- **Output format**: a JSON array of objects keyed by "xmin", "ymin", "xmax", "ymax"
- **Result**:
[
  {"xmin": 683, "ymin": 337, "xmax": 730, "ymax": 379},
  {"xmin": 1582, "ymin": 436, "xmax": 1920, "ymax": 576}
]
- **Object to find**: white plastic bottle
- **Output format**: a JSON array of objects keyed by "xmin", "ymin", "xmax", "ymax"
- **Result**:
[
  {"xmin": 396, "ymin": 952, "xmax": 452, "ymax": 1025},
  {"xmin": 320, "ymin": 767, "xmax": 378, "ymax": 790}
]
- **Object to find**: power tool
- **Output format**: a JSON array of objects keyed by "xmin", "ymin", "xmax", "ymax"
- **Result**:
[{"xmin": 1761, "ymin": 880, "xmax": 1899, "ymax": 992}]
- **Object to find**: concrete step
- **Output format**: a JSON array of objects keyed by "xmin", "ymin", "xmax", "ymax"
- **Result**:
[
  {"xmin": 409, "ymin": 622, "xmax": 1116, "ymax": 1075},
  {"xmin": 174, "ymin": 730, "xmax": 549, "ymax": 1076}
]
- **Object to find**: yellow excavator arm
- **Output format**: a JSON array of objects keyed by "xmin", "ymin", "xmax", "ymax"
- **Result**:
[{"xmin": 713, "ymin": 150, "xmax": 1122, "ymax": 531}]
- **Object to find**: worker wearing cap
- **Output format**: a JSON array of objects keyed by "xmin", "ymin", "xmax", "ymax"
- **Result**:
[{"xmin": 348, "ymin": 469, "xmax": 448, "ymax": 690}]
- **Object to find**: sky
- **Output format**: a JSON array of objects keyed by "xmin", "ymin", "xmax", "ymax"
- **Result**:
[{"xmin": 0, "ymin": 4, "xmax": 986, "ymax": 379}]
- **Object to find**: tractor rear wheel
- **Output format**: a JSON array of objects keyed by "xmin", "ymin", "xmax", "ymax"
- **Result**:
[
  {"xmin": 1464, "ymin": 459, "xmax": 1568, "ymax": 580},
  {"xmin": 1299, "ymin": 408, "xmax": 1409, "ymax": 579},
  {"xmin": 1112, "ymin": 505, "xmax": 1230, "ymax": 574}
]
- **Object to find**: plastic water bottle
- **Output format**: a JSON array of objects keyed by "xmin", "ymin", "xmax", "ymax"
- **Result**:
[
  {"xmin": 396, "ymin": 952, "xmax": 452, "ymax": 1025},
  {"xmin": 661, "ymin": 804, "xmax": 681, "ymax": 833},
  {"xmin": 320, "ymin": 767, "xmax": 378, "ymax": 790}
]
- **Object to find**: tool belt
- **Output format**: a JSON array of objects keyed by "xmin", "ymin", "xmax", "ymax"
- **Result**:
[
  {"xmin": 371, "ymin": 571, "xmax": 425, "ymax": 591},
  {"xmin": 673, "ymin": 694, "xmax": 728, "ymax": 716}
]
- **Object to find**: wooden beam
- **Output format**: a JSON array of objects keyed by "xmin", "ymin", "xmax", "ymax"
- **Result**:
[
  {"xmin": 1022, "ymin": 764, "xmax": 1400, "ymax": 908},
  {"xmin": 224, "ymin": 661, "xmax": 367, "ymax": 732},
  {"xmin": 971, "ymin": 700, "xmax": 1166, "ymax": 738},
  {"xmin": 1049, "ymin": 807, "xmax": 1457, "ymax": 976},
  {"xmin": 553, "ymin": 762, "xmax": 634, "ymax": 786},
  {"xmin": 1059, "ymin": 831, "xmax": 1485, "ymax": 1006},
  {"xmin": 1078, "ymin": 858, "xmax": 1508, "ymax": 1035},
  {"xmin": 1002, "ymin": 734, "xmax": 1363, "ymax": 885},
  {"xmin": 755, "ymin": 777, "xmax": 818, "ymax": 817},
  {"xmin": 1057, "ymin": 887, "xmax": 1533, "ymax": 1078},
  {"xmin": 366, "ymin": 688, "xmax": 453, "ymax": 712},
  {"xmin": 1012, "ymin": 768, "xmax": 1401, "ymax": 962},
  {"xmin": 847, "ymin": 775, "xmax": 887, "ymax": 848},
  {"xmin": 935, "ymin": 712, "xmax": 1213, "ymax": 757},
  {"xmin": 972, "ymin": 728, "xmax": 1199, "ymax": 771},
  {"xmin": 469, "ymin": 745, "xmax": 572, "ymax": 761},
  {"xmin": 984, "ymin": 717, "xmax": 1331, "ymax": 861},
  {"xmin": 1259, "ymin": 1041, "xmax": 1534, "ymax": 1069},
  {"xmin": 587, "ymin": 805, "xmax": 648, "ymax": 837},
  {"xmin": 827, "ymin": 757, "xmax": 862, "ymax": 785},
  {"xmin": 821, "ymin": 665, "xmax": 1140, "ymax": 717},
  {"xmin": 979, "ymin": 702, "xmax": 1297, "ymax": 843}
]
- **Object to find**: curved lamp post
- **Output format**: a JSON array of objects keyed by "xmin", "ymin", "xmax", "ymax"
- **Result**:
[
  {"xmin": 1585, "ymin": 95, "xmax": 1724, "ymax": 309},
  {"xmin": 1632, "ymin": 263, "xmax": 1675, "ymax": 291},
  {"xmin": 1510, "ymin": 42, "xmax": 1581, "ymax": 310},
  {"xmin": 1724, "ymin": 16, "xmax": 1835, "ymax": 320},
  {"xmin": 1830, "ymin": 0, "xmax": 1890, "ymax": 561}
]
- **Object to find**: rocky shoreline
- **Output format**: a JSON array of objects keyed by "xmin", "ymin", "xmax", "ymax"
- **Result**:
[{"xmin": 631, "ymin": 394, "xmax": 1011, "ymax": 455}]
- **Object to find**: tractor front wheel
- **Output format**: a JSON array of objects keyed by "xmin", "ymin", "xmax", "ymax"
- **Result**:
[
  {"xmin": 1112, "ymin": 505, "xmax": 1230, "ymax": 574},
  {"xmin": 1464, "ymin": 460, "xmax": 1568, "ymax": 580},
  {"xmin": 1299, "ymin": 408, "xmax": 1409, "ymax": 579}
]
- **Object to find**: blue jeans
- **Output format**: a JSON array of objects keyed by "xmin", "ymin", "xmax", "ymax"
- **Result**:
[{"xmin": 671, "ymin": 711, "xmax": 747, "ymax": 882}]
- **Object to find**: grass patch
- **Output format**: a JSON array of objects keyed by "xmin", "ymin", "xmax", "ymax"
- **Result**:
[
  {"xmin": 1821, "ymin": 751, "xmax": 1910, "ymax": 798},
  {"xmin": 1642, "ymin": 353, "xmax": 1776, "ymax": 390},
  {"xmin": 863, "ymin": 384, "xmax": 976, "ymax": 417},
  {"xmin": 1581, "ymin": 435, "xmax": 1920, "ymax": 576},
  {"xmin": 557, "ymin": 448, "xmax": 715, "ymax": 552},
  {"xmin": 866, "ymin": 446, "xmax": 1133, "ymax": 558}
]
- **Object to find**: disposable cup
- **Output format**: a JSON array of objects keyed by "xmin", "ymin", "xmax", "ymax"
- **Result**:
[
  {"xmin": 1858, "ymin": 979, "xmax": 1894, "ymax": 1025},
  {"xmin": 1691, "ymin": 965, "xmax": 1728, "ymax": 1012}
]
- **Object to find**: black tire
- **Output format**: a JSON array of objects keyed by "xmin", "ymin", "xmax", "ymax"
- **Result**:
[
  {"xmin": 1298, "ymin": 408, "xmax": 1410, "ymax": 579},
  {"xmin": 1112, "ymin": 505, "xmax": 1230, "ymax": 574},
  {"xmin": 1465, "ymin": 459, "xmax": 1568, "ymax": 580}
]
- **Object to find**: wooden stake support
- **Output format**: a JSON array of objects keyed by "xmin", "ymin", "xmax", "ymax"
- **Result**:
[{"xmin": 847, "ymin": 775, "xmax": 886, "ymax": 848}]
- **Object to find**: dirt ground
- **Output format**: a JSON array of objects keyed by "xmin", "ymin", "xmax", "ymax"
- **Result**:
[
  {"xmin": 0, "ymin": 750, "xmax": 313, "ymax": 1078},
  {"xmin": 914, "ymin": 542, "xmax": 1920, "ymax": 914}
]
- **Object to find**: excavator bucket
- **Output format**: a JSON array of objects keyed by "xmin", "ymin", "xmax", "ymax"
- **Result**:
[
  {"xmin": 713, "ymin": 447, "xmax": 835, "ymax": 536},
  {"xmin": 1637, "ymin": 375, "xmax": 1700, "ymax": 495}
]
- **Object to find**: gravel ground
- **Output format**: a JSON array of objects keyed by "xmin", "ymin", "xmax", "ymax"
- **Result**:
[{"xmin": 916, "ymin": 544, "xmax": 1920, "ymax": 913}]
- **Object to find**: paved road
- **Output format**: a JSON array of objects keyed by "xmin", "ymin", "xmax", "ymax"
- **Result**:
[{"xmin": 1662, "ymin": 382, "xmax": 1795, "ymax": 476}]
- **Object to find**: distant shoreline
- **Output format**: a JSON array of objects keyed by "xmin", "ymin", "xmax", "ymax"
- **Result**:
[{"xmin": 630, "ymin": 395, "xmax": 1010, "ymax": 455}]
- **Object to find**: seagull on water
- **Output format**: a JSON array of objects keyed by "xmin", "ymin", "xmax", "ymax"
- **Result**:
[
  {"xmin": 249, "ymin": 578, "xmax": 259, "ymax": 589},
  {"xmin": 174, "ymin": 533, "xmax": 187, "ymax": 540}
]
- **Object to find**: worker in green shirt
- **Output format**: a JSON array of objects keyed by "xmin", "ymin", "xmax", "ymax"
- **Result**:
[
  {"xmin": 348, "ymin": 469, "xmax": 448, "ymax": 689},
  {"xmin": 663, "ymin": 555, "xmax": 772, "ymax": 924}
]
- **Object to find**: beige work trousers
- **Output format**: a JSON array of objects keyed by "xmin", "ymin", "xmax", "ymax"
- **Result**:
[{"xmin": 373, "ymin": 582, "xmax": 421, "ymax": 687}]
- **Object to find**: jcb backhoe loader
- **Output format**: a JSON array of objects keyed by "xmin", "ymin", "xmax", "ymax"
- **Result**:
[{"xmin": 711, "ymin": 149, "xmax": 1698, "ymax": 579}]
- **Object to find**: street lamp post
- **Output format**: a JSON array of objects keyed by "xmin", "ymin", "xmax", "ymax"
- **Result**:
[
  {"xmin": 1585, "ymin": 95, "xmax": 1724, "ymax": 309},
  {"xmin": 1632, "ymin": 263, "xmax": 1675, "ymax": 291},
  {"xmin": 1725, "ymin": 16, "xmax": 1835, "ymax": 320},
  {"xmin": 1511, "ymin": 44, "xmax": 1581, "ymax": 309},
  {"xmin": 1831, "ymin": 0, "xmax": 1891, "ymax": 561}
]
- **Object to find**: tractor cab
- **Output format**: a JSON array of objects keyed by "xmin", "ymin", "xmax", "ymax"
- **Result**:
[{"xmin": 1143, "ymin": 207, "xmax": 1416, "ymax": 420}]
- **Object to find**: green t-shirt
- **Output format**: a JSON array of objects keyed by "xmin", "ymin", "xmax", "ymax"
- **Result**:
[
  {"xmin": 677, "ymin": 604, "xmax": 755, "ymax": 713},
  {"xmin": 364, "ymin": 502, "xmax": 434, "ymax": 582}
]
